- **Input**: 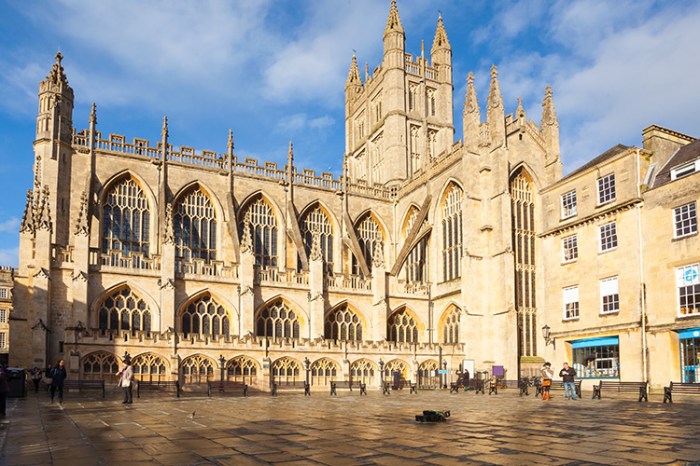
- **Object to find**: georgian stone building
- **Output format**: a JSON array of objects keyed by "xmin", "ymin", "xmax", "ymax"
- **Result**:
[{"xmin": 10, "ymin": 1, "xmax": 699, "ymax": 390}]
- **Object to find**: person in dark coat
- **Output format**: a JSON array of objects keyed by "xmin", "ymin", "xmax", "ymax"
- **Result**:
[
  {"xmin": 0, "ymin": 365, "xmax": 10, "ymax": 415},
  {"xmin": 49, "ymin": 360, "xmax": 67, "ymax": 403}
]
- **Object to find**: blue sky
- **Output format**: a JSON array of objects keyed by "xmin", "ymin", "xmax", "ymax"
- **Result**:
[{"xmin": 1, "ymin": 0, "xmax": 699, "ymax": 267}]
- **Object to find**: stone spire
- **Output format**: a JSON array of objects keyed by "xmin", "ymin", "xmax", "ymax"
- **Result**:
[
  {"xmin": 89, "ymin": 102, "xmax": 97, "ymax": 125},
  {"xmin": 541, "ymin": 85, "xmax": 558, "ymax": 127},
  {"xmin": 74, "ymin": 191, "xmax": 89, "ymax": 236},
  {"xmin": 309, "ymin": 230, "xmax": 323, "ymax": 262},
  {"xmin": 345, "ymin": 54, "xmax": 362, "ymax": 91},
  {"xmin": 372, "ymin": 240, "xmax": 384, "ymax": 269},
  {"xmin": 384, "ymin": 0, "xmax": 404, "ymax": 35},
  {"xmin": 37, "ymin": 185, "xmax": 52, "ymax": 232},
  {"xmin": 163, "ymin": 203, "xmax": 174, "ymax": 245},
  {"xmin": 19, "ymin": 190, "xmax": 35, "ymax": 234},
  {"xmin": 462, "ymin": 72, "xmax": 481, "ymax": 151},
  {"xmin": 486, "ymin": 65, "xmax": 506, "ymax": 148},
  {"xmin": 161, "ymin": 115, "xmax": 169, "ymax": 140},
  {"xmin": 240, "ymin": 212, "xmax": 253, "ymax": 254},
  {"xmin": 227, "ymin": 128, "xmax": 234, "ymax": 174},
  {"xmin": 431, "ymin": 14, "xmax": 450, "ymax": 52}
]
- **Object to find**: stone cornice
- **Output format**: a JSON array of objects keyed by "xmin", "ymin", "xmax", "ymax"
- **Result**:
[{"xmin": 540, "ymin": 198, "xmax": 642, "ymax": 238}]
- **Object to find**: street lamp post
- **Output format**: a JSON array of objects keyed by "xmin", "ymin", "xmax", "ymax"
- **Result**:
[
  {"xmin": 219, "ymin": 354, "xmax": 225, "ymax": 392},
  {"xmin": 442, "ymin": 360, "xmax": 448, "ymax": 389},
  {"xmin": 304, "ymin": 357, "xmax": 310, "ymax": 386},
  {"xmin": 379, "ymin": 358, "xmax": 384, "ymax": 391}
]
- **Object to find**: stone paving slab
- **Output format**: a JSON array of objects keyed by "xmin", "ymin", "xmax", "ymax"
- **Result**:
[{"xmin": 1, "ymin": 388, "xmax": 700, "ymax": 465}]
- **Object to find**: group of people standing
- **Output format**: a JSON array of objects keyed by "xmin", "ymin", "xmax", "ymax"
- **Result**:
[{"xmin": 540, "ymin": 361, "xmax": 578, "ymax": 400}]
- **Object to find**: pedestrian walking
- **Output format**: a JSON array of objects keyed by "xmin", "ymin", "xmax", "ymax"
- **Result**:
[
  {"xmin": 540, "ymin": 362, "xmax": 553, "ymax": 400},
  {"xmin": 0, "ymin": 364, "xmax": 10, "ymax": 416},
  {"xmin": 31, "ymin": 367, "xmax": 42, "ymax": 393},
  {"xmin": 559, "ymin": 362, "xmax": 578, "ymax": 400},
  {"xmin": 49, "ymin": 360, "xmax": 67, "ymax": 403},
  {"xmin": 116, "ymin": 356, "xmax": 134, "ymax": 404}
]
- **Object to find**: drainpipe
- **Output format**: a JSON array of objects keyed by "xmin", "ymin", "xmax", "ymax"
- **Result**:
[{"xmin": 636, "ymin": 148, "xmax": 648, "ymax": 383}]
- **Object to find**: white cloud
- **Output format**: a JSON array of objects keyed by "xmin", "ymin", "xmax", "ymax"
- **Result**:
[
  {"xmin": 0, "ymin": 247, "xmax": 18, "ymax": 268},
  {"xmin": 0, "ymin": 218, "xmax": 19, "ymax": 233}
]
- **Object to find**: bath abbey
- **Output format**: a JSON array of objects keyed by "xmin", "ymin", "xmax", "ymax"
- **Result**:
[{"xmin": 8, "ymin": 1, "xmax": 700, "ymax": 391}]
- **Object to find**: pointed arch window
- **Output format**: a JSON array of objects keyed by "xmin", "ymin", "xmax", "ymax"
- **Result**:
[
  {"xmin": 181, "ymin": 355, "xmax": 215, "ymax": 384},
  {"xmin": 353, "ymin": 213, "xmax": 383, "ymax": 276},
  {"xmin": 402, "ymin": 207, "xmax": 428, "ymax": 284},
  {"xmin": 271, "ymin": 357, "xmax": 301, "ymax": 385},
  {"xmin": 81, "ymin": 351, "xmax": 119, "ymax": 381},
  {"xmin": 410, "ymin": 126, "xmax": 421, "ymax": 174},
  {"xmin": 387, "ymin": 309, "xmax": 419, "ymax": 344},
  {"xmin": 325, "ymin": 305, "xmax": 363, "ymax": 341},
  {"xmin": 102, "ymin": 177, "xmax": 150, "ymax": 256},
  {"xmin": 442, "ymin": 184, "xmax": 463, "ymax": 282},
  {"xmin": 131, "ymin": 353, "xmax": 168, "ymax": 383},
  {"xmin": 442, "ymin": 307, "xmax": 460, "ymax": 344},
  {"xmin": 350, "ymin": 359, "xmax": 376, "ymax": 385},
  {"xmin": 241, "ymin": 196, "xmax": 278, "ymax": 268},
  {"xmin": 180, "ymin": 293, "xmax": 230, "ymax": 338},
  {"xmin": 97, "ymin": 287, "xmax": 151, "ymax": 335},
  {"xmin": 300, "ymin": 205, "xmax": 333, "ymax": 274},
  {"xmin": 225, "ymin": 356, "xmax": 258, "ymax": 385},
  {"xmin": 511, "ymin": 169, "xmax": 537, "ymax": 358},
  {"xmin": 256, "ymin": 300, "xmax": 300, "ymax": 340},
  {"xmin": 174, "ymin": 187, "xmax": 217, "ymax": 262}
]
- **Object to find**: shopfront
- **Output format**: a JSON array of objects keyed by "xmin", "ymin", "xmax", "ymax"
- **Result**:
[
  {"xmin": 571, "ymin": 336, "xmax": 620, "ymax": 379},
  {"xmin": 678, "ymin": 328, "xmax": 700, "ymax": 382}
]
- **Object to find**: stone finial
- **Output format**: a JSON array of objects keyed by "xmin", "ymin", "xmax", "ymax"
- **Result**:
[
  {"xmin": 37, "ymin": 185, "xmax": 52, "ymax": 232},
  {"xmin": 516, "ymin": 97, "xmax": 526, "ymax": 121},
  {"xmin": 464, "ymin": 73, "xmax": 479, "ymax": 115},
  {"xmin": 89, "ymin": 103, "xmax": 97, "ymax": 125},
  {"xmin": 74, "ymin": 191, "xmax": 89, "ymax": 236},
  {"xmin": 20, "ymin": 189, "xmax": 35, "ymax": 234},
  {"xmin": 345, "ymin": 54, "xmax": 361, "ymax": 88},
  {"xmin": 372, "ymin": 240, "xmax": 384, "ymax": 269},
  {"xmin": 541, "ymin": 85, "xmax": 558, "ymax": 127},
  {"xmin": 385, "ymin": 0, "xmax": 404, "ymax": 34},
  {"xmin": 162, "ymin": 116, "xmax": 169, "ymax": 139},
  {"xmin": 240, "ymin": 212, "xmax": 253, "ymax": 254},
  {"xmin": 163, "ymin": 203, "xmax": 174, "ymax": 245},
  {"xmin": 431, "ymin": 14, "xmax": 450, "ymax": 51},
  {"xmin": 46, "ymin": 51, "xmax": 68, "ymax": 86},
  {"xmin": 227, "ymin": 129, "xmax": 234, "ymax": 154},
  {"xmin": 309, "ymin": 230, "xmax": 323, "ymax": 262},
  {"xmin": 487, "ymin": 65, "xmax": 503, "ymax": 110}
]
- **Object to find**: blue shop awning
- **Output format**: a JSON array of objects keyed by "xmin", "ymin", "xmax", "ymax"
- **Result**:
[
  {"xmin": 677, "ymin": 328, "xmax": 700, "ymax": 339},
  {"xmin": 571, "ymin": 336, "xmax": 619, "ymax": 349}
]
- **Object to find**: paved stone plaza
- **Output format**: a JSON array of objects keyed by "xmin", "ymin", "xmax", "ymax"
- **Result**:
[{"xmin": 1, "ymin": 387, "xmax": 699, "ymax": 465}]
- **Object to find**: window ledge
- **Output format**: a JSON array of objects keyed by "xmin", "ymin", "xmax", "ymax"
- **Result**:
[{"xmin": 673, "ymin": 231, "xmax": 698, "ymax": 242}]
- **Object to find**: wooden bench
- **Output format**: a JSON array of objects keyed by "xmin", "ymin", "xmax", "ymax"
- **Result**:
[
  {"xmin": 593, "ymin": 380, "xmax": 647, "ymax": 402},
  {"xmin": 207, "ymin": 381, "xmax": 248, "ymax": 397},
  {"xmin": 137, "ymin": 380, "xmax": 181, "ymax": 398},
  {"xmin": 329, "ymin": 381, "xmax": 367, "ymax": 396},
  {"xmin": 63, "ymin": 379, "xmax": 105, "ymax": 398},
  {"xmin": 271, "ymin": 381, "xmax": 305, "ymax": 396},
  {"xmin": 663, "ymin": 382, "xmax": 700, "ymax": 403},
  {"xmin": 535, "ymin": 380, "xmax": 582, "ymax": 398}
]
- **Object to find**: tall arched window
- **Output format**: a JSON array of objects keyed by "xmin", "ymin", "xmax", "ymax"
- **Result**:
[
  {"xmin": 300, "ymin": 205, "xmax": 333, "ymax": 274},
  {"xmin": 241, "ymin": 196, "xmax": 278, "ymax": 267},
  {"xmin": 310, "ymin": 358, "xmax": 339, "ymax": 386},
  {"xmin": 174, "ymin": 187, "xmax": 216, "ymax": 262},
  {"xmin": 350, "ymin": 359, "xmax": 376, "ymax": 385},
  {"xmin": 387, "ymin": 309, "xmax": 419, "ymax": 344},
  {"xmin": 402, "ymin": 206, "xmax": 428, "ymax": 284},
  {"xmin": 180, "ymin": 293, "xmax": 230, "ymax": 338},
  {"xmin": 417, "ymin": 360, "xmax": 440, "ymax": 388},
  {"xmin": 442, "ymin": 184, "xmax": 463, "ymax": 282},
  {"xmin": 271, "ymin": 357, "xmax": 301, "ymax": 385},
  {"xmin": 102, "ymin": 177, "xmax": 150, "ymax": 255},
  {"xmin": 97, "ymin": 287, "xmax": 151, "ymax": 334},
  {"xmin": 131, "ymin": 353, "xmax": 168, "ymax": 383},
  {"xmin": 325, "ymin": 305, "xmax": 363, "ymax": 341},
  {"xmin": 442, "ymin": 306, "xmax": 460, "ymax": 344},
  {"xmin": 256, "ymin": 300, "xmax": 300, "ymax": 340},
  {"xmin": 181, "ymin": 354, "xmax": 215, "ymax": 384},
  {"xmin": 81, "ymin": 351, "xmax": 119, "ymax": 381},
  {"xmin": 511, "ymin": 168, "xmax": 537, "ymax": 358},
  {"xmin": 353, "ymin": 213, "xmax": 383, "ymax": 276},
  {"xmin": 225, "ymin": 356, "xmax": 258, "ymax": 385}
]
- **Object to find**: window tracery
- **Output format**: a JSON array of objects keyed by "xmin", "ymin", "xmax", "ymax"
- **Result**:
[
  {"xmin": 256, "ymin": 300, "xmax": 300, "ymax": 340},
  {"xmin": 241, "ymin": 196, "xmax": 278, "ymax": 267},
  {"xmin": 325, "ymin": 305, "xmax": 363, "ymax": 341},
  {"xmin": 102, "ymin": 177, "xmax": 150, "ymax": 255},
  {"xmin": 174, "ymin": 187, "xmax": 217, "ymax": 262},
  {"xmin": 442, "ymin": 184, "xmax": 463, "ymax": 281},
  {"xmin": 181, "ymin": 293, "xmax": 230, "ymax": 338},
  {"xmin": 97, "ymin": 287, "xmax": 151, "ymax": 335},
  {"xmin": 387, "ymin": 309, "xmax": 419, "ymax": 343}
]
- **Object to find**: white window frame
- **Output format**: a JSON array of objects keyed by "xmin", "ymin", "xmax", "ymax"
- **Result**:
[
  {"xmin": 674, "ymin": 202, "xmax": 698, "ymax": 238},
  {"xmin": 671, "ymin": 160, "xmax": 699, "ymax": 180},
  {"xmin": 676, "ymin": 263, "xmax": 700, "ymax": 317},
  {"xmin": 563, "ymin": 285, "xmax": 580, "ymax": 320},
  {"xmin": 562, "ymin": 235, "xmax": 578, "ymax": 263},
  {"xmin": 0, "ymin": 288, "xmax": 6, "ymax": 299},
  {"xmin": 600, "ymin": 276, "xmax": 620, "ymax": 314},
  {"xmin": 0, "ymin": 332, "xmax": 5, "ymax": 349},
  {"xmin": 561, "ymin": 190, "xmax": 577, "ymax": 219},
  {"xmin": 0, "ymin": 309, "xmax": 6, "ymax": 323},
  {"xmin": 597, "ymin": 173, "xmax": 616, "ymax": 205},
  {"xmin": 599, "ymin": 221, "xmax": 618, "ymax": 252}
]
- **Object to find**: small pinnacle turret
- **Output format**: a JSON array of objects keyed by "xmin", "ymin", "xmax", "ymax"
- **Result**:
[
  {"xmin": 487, "ymin": 66, "xmax": 506, "ymax": 148},
  {"xmin": 540, "ymin": 85, "xmax": 561, "ymax": 174},
  {"xmin": 431, "ymin": 14, "xmax": 450, "ymax": 52},
  {"xmin": 20, "ymin": 190, "xmax": 35, "ymax": 234},
  {"xmin": 73, "ymin": 191, "xmax": 89, "ymax": 236},
  {"xmin": 161, "ymin": 116, "xmax": 169, "ymax": 140},
  {"xmin": 384, "ymin": 0, "xmax": 404, "ymax": 35},
  {"xmin": 89, "ymin": 103, "xmax": 97, "ymax": 125},
  {"xmin": 463, "ymin": 73, "xmax": 481, "ymax": 152},
  {"xmin": 541, "ymin": 86, "xmax": 558, "ymax": 128},
  {"xmin": 345, "ymin": 55, "xmax": 362, "ymax": 91}
]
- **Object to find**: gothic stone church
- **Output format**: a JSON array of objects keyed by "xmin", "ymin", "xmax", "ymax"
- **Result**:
[{"xmin": 11, "ymin": 1, "xmax": 700, "ymax": 390}]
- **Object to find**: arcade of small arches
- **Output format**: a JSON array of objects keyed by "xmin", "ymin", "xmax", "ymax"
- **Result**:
[
  {"xmin": 79, "ymin": 350, "xmax": 444, "ymax": 388},
  {"xmin": 99, "ymin": 173, "xmax": 468, "ymax": 282},
  {"xmin": 93, "ymin": 285, "xmax": 462, "ymax": 345}
]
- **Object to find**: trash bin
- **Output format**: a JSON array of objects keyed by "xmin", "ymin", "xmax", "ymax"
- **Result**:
[{"xmin": 7, "ymin": 368, "xmax": 27, "ymax": 398}]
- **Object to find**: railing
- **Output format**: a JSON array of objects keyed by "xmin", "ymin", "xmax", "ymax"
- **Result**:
[
  {"xmin": 89, "ymin": 249, "xmax": 160, "ymax": 271},
  {"xmin": 175, "ymin": 259, "xmax": 237, "ymax": 278},
  {"xmin": 170, "ymin": 146, "xmax": 224, "ymax": 169},
  {"xmin": 325, "ymin": 274, "xmax": 372, "ymax": 291},
  {"xmin": 255, "ymin": 267, "xmax": 309, "ymax": 286}
]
